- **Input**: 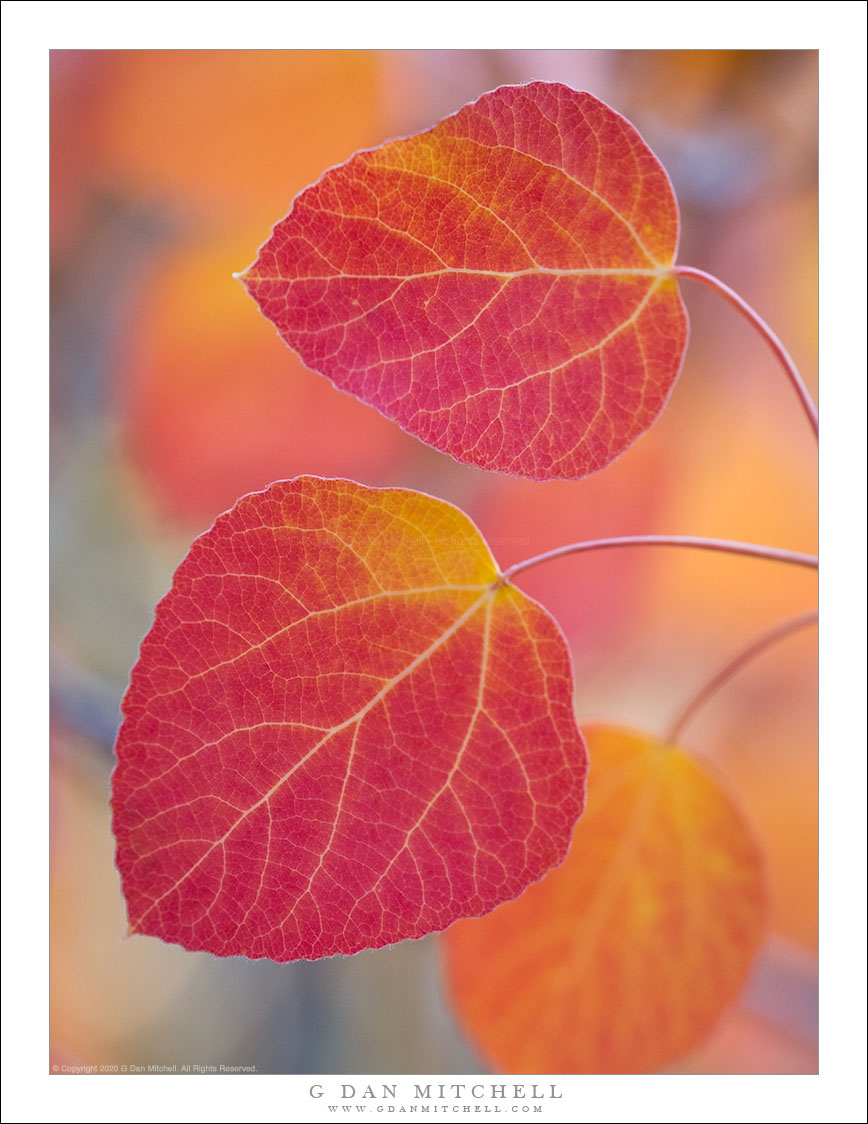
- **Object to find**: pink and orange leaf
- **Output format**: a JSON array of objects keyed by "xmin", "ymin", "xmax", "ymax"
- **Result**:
[
  {"xmin": 112, "ymin": 478, "xmax": 587, "ymax": 961},
  {"xmin": 239, "ymin": 82, "xmax": 688, "ymax": 480}
]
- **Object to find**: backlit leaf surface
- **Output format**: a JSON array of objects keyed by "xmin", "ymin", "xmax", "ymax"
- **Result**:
[
  {"xmin": 444, "ymin": 725, "xmax": 767, "ymax": 1073},
  {"xmin": 112, "ymin": 478, "xmax": 587, "ymax": 960},
  {"xmin": 240, "ymin": 82, "xmax": 687, "ymax": 479}
]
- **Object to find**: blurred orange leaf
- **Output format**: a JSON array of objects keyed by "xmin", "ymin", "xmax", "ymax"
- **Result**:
[
  {"xmin": 444, "ymin": 724, "xmax": 767, "ymax": 1073},
  {"xmin": 121, "ymin": 241, "xmax": 409, "ymax": 524},
  {"xmin": 94, "ymin": 50, "xmax": 380, "ymax": 217}
]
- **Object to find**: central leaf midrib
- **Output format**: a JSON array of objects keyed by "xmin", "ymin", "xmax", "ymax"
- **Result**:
[{"xmin": 131, "ymin": 583, "xmax": 499, "ymax": 933}]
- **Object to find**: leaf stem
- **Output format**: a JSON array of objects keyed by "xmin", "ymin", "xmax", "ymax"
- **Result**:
[
  {"xmin": 663, "ymin": 609, "xmax": 818, "ymax": 746},
  {"xmin": 502, "ymin": 535, "xmax": 818, "ymax": 582},
  {"xmin": 672, "ymin": 265, "xmax": 818, "ymax": 440}
]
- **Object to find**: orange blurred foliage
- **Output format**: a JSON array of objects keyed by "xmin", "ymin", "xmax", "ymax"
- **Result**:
[
  {"xmin": 51, "ymin": 729, "xmax": 197, "ymax": 1063},
  {"xmin": 445, "ymin": 725, "xmax": 767, "ymax": 1073},
  {"xmin": 65, "ymin": 50, "xmax": 382, "ymax": 222},
  {"xmin": 53, "ymin": 50, "xmax": 424, "ymax": 526},
  {"xmin": 120, "ymin": 240, "xmax": 410, "ymax": 523}
]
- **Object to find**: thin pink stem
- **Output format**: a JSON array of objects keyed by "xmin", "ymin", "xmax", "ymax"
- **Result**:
[
  {"xmin": 664, "ymin": 609, "xmax": 818, "ymax": 745},
  {"xmin": 502, "ymin": 535, "xmax": 818, "ymax": 583},
  {"xmin": 672, "ymin": 265, "xmax": 818, "ymax": 439}
]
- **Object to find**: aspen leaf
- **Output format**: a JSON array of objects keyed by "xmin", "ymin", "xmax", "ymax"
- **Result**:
[
  {"xmin": 112, "ymin": 478, "xmax": 587, "ymax": 961},
  {"xmin": 444, "ymin": 725, "xmax": 767, "ymax": 1073},
  {"xmin": 239, "ymin": 82, "xmax": 687, "ymax": 479}
]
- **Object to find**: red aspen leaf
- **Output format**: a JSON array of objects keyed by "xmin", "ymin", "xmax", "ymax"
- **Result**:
[
  {"xmin": 239, "ymin": 82, "xmax": 687, "ymax": 480},
  {"xmin": 444, "ymin": 725, "xmax": 767, "ymax": 1074},
  {"xmin": 112, "ymin": 478, "xmax": 587, "ymax": 961}
]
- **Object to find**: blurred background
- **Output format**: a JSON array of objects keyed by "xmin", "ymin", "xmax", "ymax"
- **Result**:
[{"xmin": 50, "ymin": 49, "xmax": 818, "ymax": 1074}]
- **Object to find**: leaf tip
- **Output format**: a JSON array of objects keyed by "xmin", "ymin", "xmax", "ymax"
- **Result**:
[{"xmin": 232, "ymin": 262, "xmax": 257, "ymax": 289}]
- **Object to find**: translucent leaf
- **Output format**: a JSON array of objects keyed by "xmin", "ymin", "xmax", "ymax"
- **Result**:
[
  {"xmin": 112, "ymin": 478, "xmax": 587, "ymax": 961},
  {"xmin": 240, "ymin": 82, "xmax": 688, "ymax": 479}
]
